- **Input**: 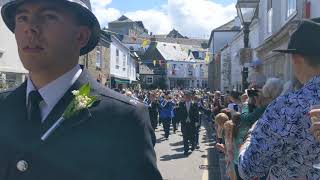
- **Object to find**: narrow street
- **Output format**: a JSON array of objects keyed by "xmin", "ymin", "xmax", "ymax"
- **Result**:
[{"xmin": 155, "ymin": 120, "xmax": 223, "ymax": 180}]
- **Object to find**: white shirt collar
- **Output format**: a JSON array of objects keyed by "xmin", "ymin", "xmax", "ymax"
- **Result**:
[{"xmin": 26, "ymin": 65, "xmax": 82, "ymax": 114}]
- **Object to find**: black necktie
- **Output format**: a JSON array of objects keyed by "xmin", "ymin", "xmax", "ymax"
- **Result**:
[{"xmin": 27, "ymin": 90, "xmax": 43, "ymax": 127}]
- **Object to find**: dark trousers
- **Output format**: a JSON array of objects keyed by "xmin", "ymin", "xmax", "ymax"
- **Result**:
[
  {"xmin": 161, "ymin": 118, "xmax": 171, "ymax": 138},
  {"xmin": 195, "ymin": 116, "xmax": 202, "ymax": 145},
  {"xmin": 150, "ymin": 115, "xmax": 158, "ymax": 130},
  {"xmin": 195, "ymin": 125, "xmax": 200, "ymax": 145},
  {"xmin": 172, "ymin": 117, "xmax": 179, "ymax": 132},
  {"xmin": 182, "ymin": 123, "xmax": 195, "ymax": 152}
]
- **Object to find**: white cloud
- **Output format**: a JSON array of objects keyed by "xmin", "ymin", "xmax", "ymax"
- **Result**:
[
  {"xmin": 167, "ymin": 0, "xmax": 237, "ymax": 37},
  {"xmin": 91, "ymin": 0, "xmax": 112, "ymax": 7},
  {"xmin": 125, "ymin": 10, "xmax": 172, "ymax": 34},
  {"xmin": 91, "ymin": 0, "xmax": 121, "ymax": 27},
  {"xmin": 91, "ymin": 0, "xmax": 237, "ymax": 37}
]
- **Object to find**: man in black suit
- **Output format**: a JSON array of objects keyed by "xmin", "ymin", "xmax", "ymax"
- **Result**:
[
  {"xmin": 147, "ymin": 92, "xmax": 159, "ymax": 130},
  {"xmin": 0, "ymin": 0, "xmax": 162, "ymax": 179},
  {"xmin": 177, "ymin": 91, "xmax": 199, "ymax": 155}
]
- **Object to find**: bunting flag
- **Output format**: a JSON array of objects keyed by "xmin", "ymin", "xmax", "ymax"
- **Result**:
[
  {"xmin": 205, "ymin": 52, "xmax": 210, "ymax": 64},
  {"xmin": 141, "ymin": 39, "xmax": 149, "ymax": 48},
  {"xmin": 131, "ymin": 36, "xmax": 137, "ymax": 41},
  {"xmin": 153, "ymin": 60, "xmax": 157, "ymax": 66},
  {"xmin": 159, "ymin": 60, "xmax": 163, "ymax": 67}
]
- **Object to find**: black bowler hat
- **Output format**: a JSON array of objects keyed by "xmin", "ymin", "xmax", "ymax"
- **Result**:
[
  {"xmin": 274, "ymin": 19, "xmax": 320, "ymax": 56},
  {"xmin": 1, "ymin": 0, "xmax": 101, "ymax": 55}
]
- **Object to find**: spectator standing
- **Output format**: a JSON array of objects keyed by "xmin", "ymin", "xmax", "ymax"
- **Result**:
[{"xmin": 239, "ymin": 19, "xmax": 320, "ymax": 179}]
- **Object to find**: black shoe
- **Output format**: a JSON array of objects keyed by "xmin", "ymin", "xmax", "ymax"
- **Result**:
[
  {"xmin": 196, "ymin": 145, "xmax": 200, "ymax": 149},
  {"xmin": 191, "ymin": 147, "xmax": 195, "ymax": 151}
]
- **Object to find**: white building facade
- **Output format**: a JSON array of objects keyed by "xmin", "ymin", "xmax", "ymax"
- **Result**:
[
  {"xmin": 0, "ymin": 4, "xmax": 27, "ymax": 89},
  {"xmin": 109, "ymin": 36, "xmax": 136, "ymax": 89},
  {"xmin": 167, "ymin": 60, "xmax": 208, "ymax": 89},
  {"xmin": 306, "ymin": 0, "xmax": 320, "ymax": 18},
  {"xmin": 255, "ymin": 0, "xmax": 305, "ymax": 82}
]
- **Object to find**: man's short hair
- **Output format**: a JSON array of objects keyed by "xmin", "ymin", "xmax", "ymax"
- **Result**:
[{"xmin": 303, "ymin": 55, "xmax": 320, "ymax": 67}]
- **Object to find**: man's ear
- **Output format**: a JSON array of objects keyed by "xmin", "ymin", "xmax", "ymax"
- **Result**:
[
  {"xmin": 292, "ymin": 54, "xmax": 304, "ymax": 66},
  {"xmin": 77, "ymin": 26, "xmax": 91, "ymax": 49}
]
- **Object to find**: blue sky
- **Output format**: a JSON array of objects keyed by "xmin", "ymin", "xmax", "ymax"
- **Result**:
[
  {"xmin": 91, "ymin": 0, "xmax": 237, "ymax": 37},
  {"xmin": 109, "ymin": 0, "xmax": 236, "ymax": 13}
]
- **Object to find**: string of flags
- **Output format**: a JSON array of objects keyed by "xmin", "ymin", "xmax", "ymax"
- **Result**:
[
  {"xmin": 102, "ymin": 29, "xmax": 212, "ymax": 59},
  {"xmin": 205, "ymin": 52, "xmax": 210, "ymax": 64},
  {"xmin": 141, "ymin": 39, "xmax": 150, "ymax": 48},
  {"xmin": 142, "ymin": 60, "xmax": 207, "ymax": 69}
]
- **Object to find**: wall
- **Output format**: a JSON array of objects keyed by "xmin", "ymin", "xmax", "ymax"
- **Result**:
[
  {"xmin": 79, "ymin": 45, "xmax": 110, "ymax": 86},
  {"xmin": 230, "ymin": 33, "xmax": 243, "ymax": 91},
  {"xmin": 220, "ymin": 46, "xmax": 231, "ymax": 92},
  {"xmin": 258, "ymin": 0, "xmax": 268, "ymax": 43},
  {"xmin": 110, "ymin": 36, "xmax": 131, "ymax": 80},
  {"xmin": 108, "ymin": 23, "xmax": 131, "ymax": 36},
  {"xmin": 256, "ymin": 0, "xmax": 302, "ymax": 82},
  {"xmin": 127, "ymin": 56, "xmax": 136, "ymax": 81},
  {"xmin": 213, "ymin": 31, "xmax": 239, "ymax": 54},
  {"xmin": 166, "ymin": 60, "xmax": 207, "ymax": 89},
  {"xmin": 0, "ymin": 6, "xmax": 27, "ymax": 74},
  {"xmin": 250, "ymin": 21, "xmax": 260, "ymax": 59},
  {"xmin": 309, "ymin": 0, "xmax": 320, "ymax": 18},
  {"xmin": 208, "ymin": 60, "xmax": 215, "ymax": 91}
]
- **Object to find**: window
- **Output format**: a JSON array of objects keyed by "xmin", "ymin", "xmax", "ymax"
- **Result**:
[
  {"xmin": 128, "ymin": 61, "xmax": 131, "ymax": 76},
  {"xmin": 171, "ymin": 64, "xmax": 176, "ymax": 75},
  {"xmin": 96, "ymin": 50, "xmax": 102, "ymax": 68},
  {"xmin": 287, "ymin": 0, "xmax": 297, "ymax": 18},
  {"xmin": 188, "ymin": 64, "xmax": 193, "ymax": 76},
  {"xmin": 146, "ymin": 76, "xmax": 153, "ymax": 84},
  {"xmin": 122, "ymin": 54, "xmax": 126, "ymax": 71},
  {"xmin": 267, "ymin": 0, "xmax": 273, "ymax": 35},
  {"xmin": 115, "ymin": 49, "xmax": 120, "ymax": 69},
  {"xmin": 0, "ymin": 49, "xmax": 4, "ymax": 58},
  {"xmin": 200, "ymin": 64, "xmax": 204, "ymax": 77}
]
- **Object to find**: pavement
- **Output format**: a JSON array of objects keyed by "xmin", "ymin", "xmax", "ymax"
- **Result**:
[{"xmin": 154, "ymin": 119, "xmax": 224, "ymax": 180}]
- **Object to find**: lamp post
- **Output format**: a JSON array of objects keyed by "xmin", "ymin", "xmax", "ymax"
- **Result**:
[
  {"xmin": 236, "ymin": 0, "xmax": 260, "ymax": 48},
  {"xmin": 236, "ymin": 0, "xmax": 259, "ymax": 90}
]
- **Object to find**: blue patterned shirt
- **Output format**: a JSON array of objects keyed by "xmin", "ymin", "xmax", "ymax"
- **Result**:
[{"xmin": 239, "ymin": 76, "xmax": 320, "ymax": 180}]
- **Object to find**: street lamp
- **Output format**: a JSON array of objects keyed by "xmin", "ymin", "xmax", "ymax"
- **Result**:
[
  {"xmin": 236, "ymin": 0, "xmax": 259, "ymax": 91},
  {"xmin": 236, "ymin": 0, "xmax": 259, "ymax": 48}
]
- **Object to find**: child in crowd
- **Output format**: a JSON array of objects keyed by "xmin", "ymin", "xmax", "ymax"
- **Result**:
[
  {"xmin": 214, "ymin": 113, "xmax": 229, "ymax": 146},
  {"xmin": 224, "ymin": 120, "xmax": 237, "ymax": 180},
  {"xmin": 214, "ymin": 113, "xmax": 237, "ymax": 180}
]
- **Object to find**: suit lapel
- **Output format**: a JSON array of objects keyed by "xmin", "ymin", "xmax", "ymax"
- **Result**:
[
  {"xmin": 7, "ymin": 81, "xmax": 28, "ymax": 123},
  {"xmin": 1, "ymin": 81, "xmax": 42, "ymax": 146},
  {"xmin": 41, "ymin": 69, "xmax": 100, "ymax": 140}
]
